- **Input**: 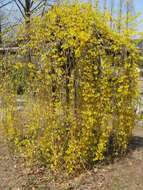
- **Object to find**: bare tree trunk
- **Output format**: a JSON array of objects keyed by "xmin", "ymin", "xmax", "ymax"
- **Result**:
[
  {"xmin": 104, "ymin": 0, "xmax": 107, "ymax": 17},
  {"xmin": 110, "ymin": 0, "xmax": 114, "ymax": 29},
  {"xmin": 25, "ymin": 0, "xmax": 31, "ymax": 62},
  {"xmin": 119, "ymin": 0, "xmax": 123, "ymax": 33},
  {"xmin": 126, "ymin": 0, "xmax": 129, "ymax": 31},
  {"xmin": 25, "ymin": 0, "xmax": 31, "ymax": 27},
  {"xmin": 125, "ymin": 0, "xmax": 135, "ymax": 32}
]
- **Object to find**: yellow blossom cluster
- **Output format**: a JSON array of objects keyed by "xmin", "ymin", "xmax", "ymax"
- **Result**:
[{"xmin": 0, "ymin": 2, "xmax": 139, "ymax": 173}]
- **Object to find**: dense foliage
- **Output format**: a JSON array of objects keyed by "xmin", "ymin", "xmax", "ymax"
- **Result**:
[{"xmin": 0, "ymin": 2, "xmax": 139, "ymax": 173}]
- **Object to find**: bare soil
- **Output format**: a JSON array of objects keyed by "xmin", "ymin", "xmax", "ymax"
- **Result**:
[
  {"xmin": 0, "ymin": 126, "xmax": 143, "ymax": 190},
  {"xmin": 0, "ymin": 128, "xmax": 27, "ymax": 190}
]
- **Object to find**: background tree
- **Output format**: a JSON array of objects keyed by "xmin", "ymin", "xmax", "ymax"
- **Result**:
[
  {"xmin": 118, "ymin": 0, "xmax": 124, "ymax": 32},
  {"xmin": 110, "ymin": 0, "xmax": 114, "ymax": 29},
  {"xmin": 125, "ymin": 0, "xmax": 135, "ymax": 31},
  {"xmin": 103, "ymin": 0, "xmax": 107, "ymax": 17}
]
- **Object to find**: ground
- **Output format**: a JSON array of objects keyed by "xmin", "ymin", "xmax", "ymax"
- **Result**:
[{"xmin": 0, "ymin": 126, "xmax": 143, "ymax": 190}]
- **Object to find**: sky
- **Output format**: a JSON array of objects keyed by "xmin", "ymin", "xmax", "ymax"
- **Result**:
[
  {"xmin": 135, "ymin": 0, "xmax": 143, "ymax": 32},
  {"xmin": 135, "ymin": 0, "xmax": 143, "ymax": 15},
  {"xmin": 1, "ymin": 0, "xmax": 143, "ymax": 32}
]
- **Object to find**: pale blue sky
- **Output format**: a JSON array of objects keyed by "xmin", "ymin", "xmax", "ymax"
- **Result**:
[
  {"xmin": 103, "ymin": 0, "xmax": 143, "ymax": 32},
  {"xmin": 135, "ymin": 0, "xmax": 143, "ymax": 14},
  {"xmin": 135, "ymin": 1, "xmax": 143, "ymax": 32},
  {"xmin": 2, "ymin": 0, "xmax": 143, "ymax": 32}
]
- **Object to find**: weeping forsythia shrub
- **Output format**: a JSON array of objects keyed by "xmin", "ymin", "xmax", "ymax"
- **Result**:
[{"xmin": 0, "ymin": 2, "xmax": 139, "ymax": 173}]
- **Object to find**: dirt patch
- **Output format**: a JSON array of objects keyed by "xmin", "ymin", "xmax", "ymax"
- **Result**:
[
  {"xmin": 63, "ymin": 126, "xmax": 143, "ymax": 190},
  {"xmin": 0, "ymin": 128, "xmax": 27, "ymax": 190},
  {"xmin": 0, "ymin": 126, "xmax": 143, "ymax": 189}
]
